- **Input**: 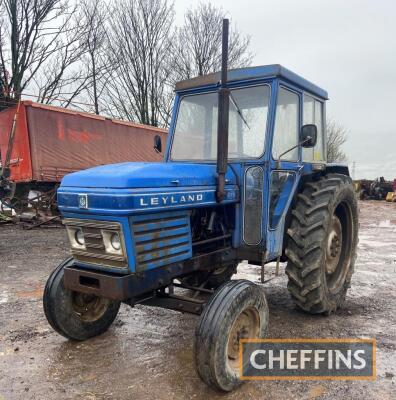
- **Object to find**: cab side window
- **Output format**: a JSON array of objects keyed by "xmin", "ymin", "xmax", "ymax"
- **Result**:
[
  {"xmin": 272, "ymin": 87, "xmax": 299, "ymax": 161},
  {"xmin": 303, "ymin": 94, "xmax": 325, "ymax": 162}
]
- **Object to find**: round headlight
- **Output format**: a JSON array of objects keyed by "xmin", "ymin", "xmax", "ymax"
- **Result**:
[
  {"xmin": 75, "ymin": 229, "xmax": 85, "ymax": 246},
  {"xmin": 110, "ymin": 233, "xmax": 121, "ymax": 251}
]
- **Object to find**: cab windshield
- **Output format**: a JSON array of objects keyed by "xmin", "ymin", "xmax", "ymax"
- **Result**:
[{"xmin": 170, "ymin": 85, "xmax": 270, "ymax": 161}]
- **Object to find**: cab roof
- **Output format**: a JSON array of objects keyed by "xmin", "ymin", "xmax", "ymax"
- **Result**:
[{"xmin": 175, "ymin": 64, "xmax": 328, "ymax": 100}]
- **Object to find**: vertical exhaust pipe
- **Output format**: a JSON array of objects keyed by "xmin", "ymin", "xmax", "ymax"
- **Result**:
[{"xmin": 216, "ymin": 18, "xmax": 230, "ymax": 203}]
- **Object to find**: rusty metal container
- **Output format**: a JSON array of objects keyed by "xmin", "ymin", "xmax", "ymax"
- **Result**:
[{"xmin": 0, "ymin": 101, "xmax": 167, "ymax": 183}]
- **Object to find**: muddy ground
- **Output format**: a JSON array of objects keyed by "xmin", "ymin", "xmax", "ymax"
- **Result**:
[{"xmin": 0, "ymin": 200, "xmax": 395, "ymax": 399}]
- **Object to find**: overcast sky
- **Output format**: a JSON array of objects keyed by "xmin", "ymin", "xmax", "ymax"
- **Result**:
[{"xmin": 175, "ymin": 0, "xmax": 396, "ymax": 179}]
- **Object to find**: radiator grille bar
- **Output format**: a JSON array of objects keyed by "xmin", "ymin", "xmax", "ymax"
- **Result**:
[{"xmin": 131, "ymin": 211, "xmax": 192, "ymax": 271}]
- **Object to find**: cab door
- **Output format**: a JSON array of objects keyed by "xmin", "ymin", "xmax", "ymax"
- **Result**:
[{"xmin": 265, "ymin": 85, "xmax": 302, "ymax": 261}]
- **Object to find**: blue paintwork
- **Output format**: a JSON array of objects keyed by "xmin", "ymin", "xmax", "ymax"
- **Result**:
[
  {"xmin": 58, "ymin": 185, "xmax": 239, "ymax": 215},
  {"xmin": 58, "ymin": 64, "xmax": 341, "ymax": 279},
  {"xmin": 265, "ymin": 171, "xmax": 301, "ymax": 260},
  {"xmin": 270, "ymin": 172, "xmax": 296, "ymax": 228},
  {"xmin": 177, "ymin": 64, "xmax": 328, "ymax": 100},
  {"xmin": 61, "ymin": 162, "xmax": 236, "ymax": 188},
  {"xmin": 130, "ymin": 210, "xmax": 192, "ymax": 271}
]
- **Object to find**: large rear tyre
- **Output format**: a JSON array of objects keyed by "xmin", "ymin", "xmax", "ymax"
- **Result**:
[
  {"xmin": 285, "ymin": 173, "xmax": 358, "ymax": 314},
  {"xmin": 194, "ymin": 280, "xmax": 269, "ymax": 391},
  {"xmin": 43, "ymin": 257, "xmax": 121, "ymax": 341}
]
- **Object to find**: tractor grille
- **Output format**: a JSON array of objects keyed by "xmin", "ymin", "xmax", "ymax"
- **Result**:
[{"xmin": 130, "ymin": 211, "xmax": 192, "ymax": 272}]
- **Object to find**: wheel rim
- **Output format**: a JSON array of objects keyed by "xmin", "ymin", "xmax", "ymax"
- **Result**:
[
  {"xmin": 226, "ymin": 307, "xmax": 260, "ymax": 374},
  {"xmin": 71, "ymin": 292, "xmax": 110, "ymax": 322},
  {"xmin": 325, "ymin": 216, "xmax": 342, "ymax": 275},
  {"xmin": 325, "ymin": 203, "xmax": 353, "ymax": 293}
]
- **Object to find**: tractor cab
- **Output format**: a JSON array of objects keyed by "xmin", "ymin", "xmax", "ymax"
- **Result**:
[{"xmin": 164, "ymin": 64, "xmax": 329, "ymax": 261}]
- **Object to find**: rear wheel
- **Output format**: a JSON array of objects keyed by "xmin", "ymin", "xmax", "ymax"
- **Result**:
[
  {"xmin": 285, "ymin": 174, "xmax": 358, "ymax": 314},
  {"xmin": 43, "ymin": 258, "xmax": 120, "ymax": 340},
  {"xmin": 194, "ymin": 280, "xmax": 269, "ymax": 391}
]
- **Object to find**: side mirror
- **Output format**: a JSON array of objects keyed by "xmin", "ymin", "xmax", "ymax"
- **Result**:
[
  {"xmin": 300, "ymin": 124, "xmax": 317, "ymax": 148},
  {"xmin": 153, "ymin": 135, "xmax": 162, "ymax": 153},
  {"xmin": 276, "ymin": 124, "xmax": 318, "ymax": 168}
]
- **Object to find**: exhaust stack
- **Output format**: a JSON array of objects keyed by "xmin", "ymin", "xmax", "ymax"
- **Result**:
[{"xmin": 216, "ymin": 19, "xmax": 230, "ymax": 203}]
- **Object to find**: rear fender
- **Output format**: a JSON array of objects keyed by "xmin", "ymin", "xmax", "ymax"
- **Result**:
[{"xmin": 325, "ymin": 163, "xmax": 350, "ymax": 176}]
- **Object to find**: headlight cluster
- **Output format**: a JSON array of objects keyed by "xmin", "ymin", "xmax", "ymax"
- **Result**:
[
  {"xmin": 67, "ymin": 227, "xmax": 86, "ymax": 250},
  {"xmin": 66, "ymin": 226, "xmax": 124, "ymax": 256},
  {"xmin": 63, "ymin": 218, "xmax": 127, "ymax": 269},
  {"xmin": 75, "ymin": 229, "xmax": 85, "ymax": 246},
  {"xmin": 110, "ymin": 233, "xmax": 121, "ymax": 251},
  {"xmin": 101, "ymin": 230, "xmax": 123, "ymax": 255}
]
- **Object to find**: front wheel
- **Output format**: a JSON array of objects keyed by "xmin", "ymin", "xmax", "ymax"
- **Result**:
[
  {"xmin": 194, "ymin": 280, "xmax": 269, "ymax": 391},
  {"xmin": 43, "ymin": 258, "xmax": 121, "ymax": 341}
]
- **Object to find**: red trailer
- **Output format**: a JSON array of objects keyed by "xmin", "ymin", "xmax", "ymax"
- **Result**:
[{"xmin": 0, "ymin": 101, "xmax": 167, "ymax": 214}]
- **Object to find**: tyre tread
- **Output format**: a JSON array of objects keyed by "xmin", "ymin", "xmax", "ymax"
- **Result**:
[{"xmin": 285, "ymin": 173, "xmax": 358, "ymax": 314}]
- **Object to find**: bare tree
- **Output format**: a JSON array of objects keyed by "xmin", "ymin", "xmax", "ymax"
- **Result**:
[
  {"xmin": 326, "ymin": 119, "xmax": 347, "ymax": 162},
  {"xmin": 33, "ymin": 19, "xmax": 90, "ymax": 107},
  {"xmin": 104, "ymin": 0, "xmax": 175, "ymax": 127},
  {"xmin": 0, "ymin": 0, "xmax": 87, "ymax": 108},
  {"xmin": 0, "ymin": 0, "xmax": 253, "ymax": 119},
  {"xmin": 171, "ymin": 2, "xmax": 252, "ymax": 83},
  {"xmin": 78, "ymin": 0, "xmax": 109, "ymax": 114}
]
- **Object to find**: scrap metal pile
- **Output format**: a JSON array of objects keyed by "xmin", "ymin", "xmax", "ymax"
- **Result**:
[{"xmin": 355, "ymin": 177, "xmax": 396, "ymax": 201}]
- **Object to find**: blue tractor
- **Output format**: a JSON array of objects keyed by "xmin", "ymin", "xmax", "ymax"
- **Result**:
[{"xmin": 43, "ymin": 20, "xmax": 358, "ymax": 391}]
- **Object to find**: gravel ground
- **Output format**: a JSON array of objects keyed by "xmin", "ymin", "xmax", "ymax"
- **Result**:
[{"xmin": 0, "ymin": 200, "xmax": 395, "ymax": 399}]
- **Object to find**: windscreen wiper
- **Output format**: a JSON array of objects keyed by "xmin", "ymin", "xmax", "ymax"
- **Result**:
[{"xmin": 229, "ymin": 93, "xmax": 250, "ymax": 130}]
